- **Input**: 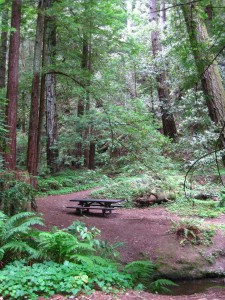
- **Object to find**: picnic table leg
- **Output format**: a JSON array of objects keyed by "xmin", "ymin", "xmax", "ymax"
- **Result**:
[
  {"xmin": 102, "ymin": 208, "xmax": 112, "ymax": 217},
  {"xmin": 76, "ymin": 207, "xmax": 83, "ymax": 215}
]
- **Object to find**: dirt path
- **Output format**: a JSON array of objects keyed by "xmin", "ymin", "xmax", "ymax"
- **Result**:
[{"xmin": 36, "ymin": 189, "xmax": 225, "ymax": 300}]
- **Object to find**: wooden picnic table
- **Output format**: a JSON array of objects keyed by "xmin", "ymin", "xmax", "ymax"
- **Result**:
[{"xmin": 66, "ymin": 198, "xmax": 124, "ymax": 217}]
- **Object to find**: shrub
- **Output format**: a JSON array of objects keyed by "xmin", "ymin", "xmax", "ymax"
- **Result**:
[{"xmin": 0, "ymin": 171, "xmax": 36, "ymax": 215}]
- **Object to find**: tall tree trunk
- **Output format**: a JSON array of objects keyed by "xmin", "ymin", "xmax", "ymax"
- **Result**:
[
  {"xmin": 45, "ymin": 0, "xmax": 58, "ymax": 173},
  {"xmin": 76, "ymin": 3, "xmax": 95, "ymax": 169},
  {"xmin": 149, "ymin": 0, "xmax": 177, "ymax": 140},
  {"xmin": 125, "ymin": 0, "xmax": 137, "ymax": 99},
  {"xmin": 27, "ymin": 0, "xmax": 45, "ymax": 185},
  {"xmin": 4, "ymin": 0, "xmax": 21, "ymax": 170},
  {"xmin": 182, "ymin": 2, "xmax": 225, "ymax": 127},
  {"xmin": 0, "ymin": 5, "xmax": 8, "ymax": 88}
]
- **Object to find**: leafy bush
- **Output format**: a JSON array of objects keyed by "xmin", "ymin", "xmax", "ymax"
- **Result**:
[
  {"xmin": 0, "ymin": 212, "xmax": 44, "ymax": 263},
  {"xmin": 36, "ymin": 221, "xmax": 122, "ymax": 266},
  {"xmin": 0, "ymin": 181, "xmax": 36, "ymax": 215},
  {"xmin": 0, "ymin": 260, "xmax": 133, "ymax": 299},
  {"xmin": 67, "ymin": 221, "xmax": 123, "ymax": 260}
]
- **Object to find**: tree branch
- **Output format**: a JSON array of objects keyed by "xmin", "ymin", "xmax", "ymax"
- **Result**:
[
  {"xmin": 46, "ymin": 71, "xmax": 86, "ymax": 88},
  {"xmin": 152, "ymin": 0, "xmax": 203, "ymax": 13}
]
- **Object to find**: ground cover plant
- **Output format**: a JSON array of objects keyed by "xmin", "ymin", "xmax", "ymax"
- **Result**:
[
  {"xmin": 37, "ymin": 169, "xmax": 110, "ymax": 196},
  {"xmin": 0, "ymin": 214, "xmax": 177, "ymax": 299}
]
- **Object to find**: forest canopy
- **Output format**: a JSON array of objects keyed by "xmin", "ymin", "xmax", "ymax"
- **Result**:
[{"xmin": 0, "ymin": 0, "xmax": 224, "ymax": 181}]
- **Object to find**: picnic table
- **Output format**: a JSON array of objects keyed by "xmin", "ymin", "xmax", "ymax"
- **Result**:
[{"xmin": 66, "ymin": 198, "xmax": 124, "ymax": 216}]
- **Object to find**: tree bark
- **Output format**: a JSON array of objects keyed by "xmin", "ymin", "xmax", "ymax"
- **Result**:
[
  {"xmin": 76, "ymin": 3, "xmax": 95, "ymax": 169},
  {"xmin": 4, "ymin": 0, "xmax": 21, "ymax": 170},
  {"xmin": 182, "ymin": 3, "xmax": 225, "ymax": 127},
  {"xmin": 126, "ymin": 0, "xmax": 137, "ymax": 99},
  {"xmin": 0, "ymin": 5, "xmax": 8, "ymax": 88},
  {"xmin": 27, "ymin": 0, "xmax": 45, "ymax": 184},
  {"xmin": 45, "ymin": 0, "xmax": 58, "ymax": 173},
  {"xmin": 149, "ymin": 0, "xmax": 177, "ymax": 140}
]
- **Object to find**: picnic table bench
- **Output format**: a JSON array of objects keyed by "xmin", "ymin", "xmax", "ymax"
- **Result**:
[{"xmin": 66, "ymin": 198, "xmax": 124, "ymax": 217}]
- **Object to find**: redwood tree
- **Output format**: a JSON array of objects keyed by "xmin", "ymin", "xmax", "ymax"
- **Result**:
[
  {"xmin": 149, "ymin": 0, "xmax": 177, "ymax": 140},
  {"xmin": 4, "ymin": 0, "xmax": 21, "ymax": 170},
  {"xmin": 45, "ymin": 0, "xmax": 58, "ymax": 172},
  {"xmin": 27, "ymin": 0, "xmax": 45, "ymax": 184},
  {"xmin": 182, "ymin": 2, "xmax": 225, "ymax": 128},
  {"xmin": 0, "ymin": 3, "xmax": 8, "ymax": 88}
]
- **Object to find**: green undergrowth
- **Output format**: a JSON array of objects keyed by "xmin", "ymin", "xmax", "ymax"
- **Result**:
[
  {"xmin": 91, "ymin": 172, "xmax": 183, "ymax": 207},
  {"xmin": 166, "ymin": 197, "xmax": 225, "ymax": 218},
  {"xmin": 37, "ymin": 169, "xmax": 110, "ymax": 196},
  {"xmin": 0, "ymin": 260, "xmax": 132, "ymax": 299},
  {"xmin": 0, "ymin": 213, "xmax": 176, "ymax": 299}
]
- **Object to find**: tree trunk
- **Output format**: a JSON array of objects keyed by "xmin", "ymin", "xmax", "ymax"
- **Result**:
[
  {"xmin": 149, "ymin": 0, "xmax": 177, "ymax": 140},
  {"xmin": 0, "ymin": 5, "xmax": 8, "ymax": 88},
  {"xmin": 182, "ymin": 3, "xmax": 225, "ymax": 127},
  {"xmin": 27, "ymin": 0, "xmax": 45, "ymax": 185},
  {"xmin": 45, "ymin": 0, "xmax": 58, "ymax": 173},
  {"xmin": 76, "ymin": 13, "xmax": 95, "ymax": 169},
  {"xmin": 4, "ymin": 0, "xmax": 21, "ymax": 170},
  {"xmin": 126, "ymin": 0, "xmax": 137, "ymax": 99}
]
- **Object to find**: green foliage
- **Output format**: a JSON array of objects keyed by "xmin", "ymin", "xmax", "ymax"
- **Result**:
[
  {"xmin": 217, "ymin": 190, "xmax": 225, "ymax": 208},
  {"xmin": 37, "ymin": 169, "xmax": 108, "ymax": 195},
  {"xmin": 125, "ymin": 260, "xmax": 177, "ymax": 293},
  {"xmin": 167, "ymin": 197, "xmax": 221, "ymax": 218},
  {"xmin": 0, "ymin": 260, "xmax": 133, "ymax": 299},
  {"xmin": 0, "ymin": 212, "xmax": 44, "ymax": 262},
  {"xmin": 36, "ymin": 229, "xmax": 106, "ymax": 265},
  {"xmin": 36, "ymin": 221, "xmax": 122, "ymax": 266},
  {"xmin": 67, "ymin": 221, "xmax": 123, "ymax": 260},
  {"xmin": 125, "ymin": 260, "xmax": 155, "ymax": 286},
  {"xmin": 0, "ymin": 179, "xmax": 36, "ymax": 216},
  {"xmin": 149, "ymin": 279, "xmax": 178, "ymax": 294},
  {"xmin": 91, "ymin": 173, "xmax": 180, "ymax": 207}
]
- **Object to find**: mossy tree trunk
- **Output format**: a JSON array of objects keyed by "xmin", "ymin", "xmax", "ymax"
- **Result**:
[{"xmin": 182, "ymin": 2, "xmax": 225, "ymax": 130}]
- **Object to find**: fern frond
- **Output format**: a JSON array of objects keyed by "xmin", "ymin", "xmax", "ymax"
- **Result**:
[
  {"xmin": 150, "ymin": 279, "xmax": 178, "ymax": 293},
  {"xmin": 125, "ymin": 260, "xmax": 155, "ymax": 273},
  {"xmin": 73, "ymin": 242, "xmax": 96, "ymax": 254},
  {"xmin": 4, "ymin": 212, "xmax": 37, "ymax": 227},
  {"xmin": 125, "ymin": 260, "xmax": 155, "ymax": 284},
  {"xmin": 71, "ymin": 254, "xmax": 96, "ymax": 266},
  {"xmin": 90, "ymin": 255, "xmax": 113, "ymax": 267},
  {"xmin": 2, "ymin": 241, "xmax": 39, "ymax": 257}
]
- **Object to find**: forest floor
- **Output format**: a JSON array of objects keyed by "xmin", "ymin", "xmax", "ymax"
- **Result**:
[{"xmin": 36, "ymin": 188, "xmax": 225, "ymax": 300}]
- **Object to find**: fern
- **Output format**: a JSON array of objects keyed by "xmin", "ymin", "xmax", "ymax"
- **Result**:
[
  {"xmin": 37, "ymin": 230, "xmax": 98, "ymax": 263},
  {"xmin": 125, "ymin": 260, "xmax": 155, "ymax": 286},
  {"xmin": 0, "ymin": 211, "xmax": 44, "ymax": 262},
  {"xmin": 1, "ymin": 241, "xmax": 39, "ymax": 258},
  {"xmin": 150, "ymin": 279, "xmax": 178, "ymax": 293}
]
